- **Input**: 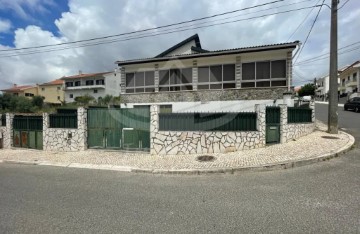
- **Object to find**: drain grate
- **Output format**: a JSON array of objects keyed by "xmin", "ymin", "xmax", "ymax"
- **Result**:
[
  {"xmin": 321, "ymin": 136, "xmax": 340, "ymax": 139},
  {"xmin": 196, "ymin": 155, "xmax": 216, "ymax": 162}
]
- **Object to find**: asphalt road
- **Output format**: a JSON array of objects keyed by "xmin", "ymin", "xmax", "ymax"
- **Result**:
[{"xmin": 0, "ymin": 104, "xmax": 359, "ymax": 233}]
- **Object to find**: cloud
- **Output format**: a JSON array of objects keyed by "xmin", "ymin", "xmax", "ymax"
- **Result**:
[
  {"xmin": 0, "ymin": 0, "xmax": 55, "ymax": 20},
  {"xmin": 0, "ymin": 19, "xmax": 11, "ymax": 33},
  {"xmin": 0, "ymin": 0, "xmax": 359, "ymax": 89}
]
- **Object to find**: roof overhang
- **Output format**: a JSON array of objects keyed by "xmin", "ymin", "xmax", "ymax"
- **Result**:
[{"xmin": 116, "ymin": 41, "xmax": 299, "ymax": 66}]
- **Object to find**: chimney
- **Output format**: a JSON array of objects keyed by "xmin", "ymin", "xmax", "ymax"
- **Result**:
[
  {"xmin": 79, "ymin": 70, "xmax": 82, "ymax": 75},
  {"xmin": 13, "ymin": 84, "xmax": 17, "ymax": 87}
]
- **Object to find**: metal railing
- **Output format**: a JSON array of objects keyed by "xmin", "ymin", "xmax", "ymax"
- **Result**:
[
  {"xmin": 287, "ymin": 107, "xmax": 312, "ymax": 123},
  {"xmin": 49, "ymin": 114, "xmax": 78, "ymax": 128}
]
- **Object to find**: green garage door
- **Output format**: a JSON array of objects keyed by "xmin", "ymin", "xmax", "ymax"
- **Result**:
[
  {"xmin": 13, "ymin": 115, "xmax": 43, "ymax": 150},
  {"xmin": 87, "ymin": 108, "xmax": 150, "ymax": 151}
]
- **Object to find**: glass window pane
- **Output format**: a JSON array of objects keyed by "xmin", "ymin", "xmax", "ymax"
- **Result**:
[
  {"xmin": 198, "ymin": 67, "xmax": 209, "ymax": 83},
  {"xmin": 135, "ymin": 88, "xmax": 144, "ymax": 93},
  {"xmin": 242, "ymin": 63, "xmax": 255, "ymax": 80},
  {"xmin": 181, "ymin": 68, "xmax": 192, "ymax": 84},
  {"xmin": 181, "ymin": 85, "xmax": 193, "ymax": 91},
  {"xmin": 210, "ymin": 84, "xmax": 222, "ymax": 89},
  {"xmin": 170, "ymin": 69, "xmax": 180, "ymax": 85},
  {"xmin": 126, "ymin": 73, "xmax": 135, "ymax": 87},
  {"xmin": 170, "ymin": 86, "xmax": 181, "ymax": 91},
  {"xmin": 271, "ymin": 80, "xmax": 287, "ymax": 87},
  {"xmin": 126, "ymin": 88, "xmax": 134, "ymax": 93},
  {"xmin": 271, "ymin": 60, "xmax": 286, "ymax": 78},
  {"xmin": 135, "ymin": 72, "xmax": 144, "ymax": 87},
  {"xmin": 223, "ymin": 64, "xmax": 235, "ymax": 81},
  {"xmin": 145, "ymin": 71, "xmax": 155, "ymax": 86},
  {"xmin": 145, "ymin": 87, "xmax": 155, "ymax": 93},
  {"xmin": 242, "ymin": 82, "xmax": 255, "ymax": 88},
  {"xmin": 159, "ymin": 86, "xmax": 169, "ymax": 92},
  {"xmin": 198, "ymin": 84, "xmax": 209, "ymax": 90},
  {"xmin": 256, "ymin": 61, "xmax": 270, "ymax": 80},
  {"xmin": 210, "ymin": 65, "xmax": 222, "ymax": 82},
  {"xmin": 223, "ymin": 83, "xmax": 236, "ymax": 89},
  {"xmin": 256, "ymin": 81, "xmax": 271, "ymax": 87},
  {"xmin": 159, "ymin": 70, "xmax": 169, "ymax": 85}
]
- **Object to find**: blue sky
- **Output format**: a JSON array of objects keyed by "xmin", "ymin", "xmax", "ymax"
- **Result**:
[{"xmin": 0, "ymin": 0, "xmax": 359, "ymax": 89}]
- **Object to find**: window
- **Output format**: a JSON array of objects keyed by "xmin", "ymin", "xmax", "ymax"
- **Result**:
[
  {"xmin": 94, "ymin": 89, "xmax": 98, "ymax": 94},
  {"xmin": 96, "ymin": 79, "xmax": 105, "ymax": 85},
  {"xmin": 57, "ymin": 87, "xmax": 61, "ymax": 90},
  {"xmin": 57, "ymin": 96, "xmax": 60, "ymax": 100},
  {"xmin": 125, "ymin": 71, "xmax": 156, "ymax": 93},
  {"xmin": 159, "ymin": 68, "xmax": 193, "ymax": 92},
  {"xmin": 353, "ymin": 73, "xmax": 357, "ymax": 82},
  {"xmin": 242, "ymin": 60, "xmax": 286, "ymax": 88},
  {"xmin": 65, "ymin": 82, "xmax": 73, "ymax": 87},
  {"xmin": 348, "ymin": 76, "xmax": 350, "ymax": 81},
  {"xmin": 197, "ymin": 64, "xmax": 235, "ymax": 90},
  {"xmin": 70, "ymin": 94, "xmax": 73, "ymax": 98},
  {"xmin": 41, "ymin": 88, "xmax": 45, "ymax": 91},
  {"xmin": 25, "ymin": 93, "xmax": 34, "ymax": 97},
  {"xmin": 85, "ymin": 80, "xmax": 94, "ymax": 86},
  {"xmin": 75, "ymin": 81, "xmax": 81, "ymax": 86}
]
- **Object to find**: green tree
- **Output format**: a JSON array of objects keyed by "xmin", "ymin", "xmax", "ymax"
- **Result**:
[
  {"xmin": 298, "ymin": 83, "xmax": 315, "ymax": 97},
  {"xmin": 32, "ymin": 96, "xmax": 44, "ymax": 109},
  {"xmin": 74, "ymin": 94, "xmax": 95, "ymax": 106}
]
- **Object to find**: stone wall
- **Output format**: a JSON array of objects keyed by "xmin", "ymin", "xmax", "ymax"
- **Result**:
[
  {"xmin": 150, "ymin": 105, "xmax": 266, "ymax": 155},
  {"xmin": 280, "ymin": 103, "xmax": 315, "ymax": 143},
  {"xmin": 0, "ymin": 113, "xmax": 14, "ymax": 149},
  {"xmin": 122, "ymin": 87, "xmax": 287, "ymax": 104},
  {"xmin": 43, "ymin": 108, "xmax": 87, "ymax": 151}
]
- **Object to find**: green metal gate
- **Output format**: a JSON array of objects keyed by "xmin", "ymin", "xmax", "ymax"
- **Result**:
[
  {"xmin": 266, "ymin": 106, "xmax": 280, "ymax": 144},
  {"xmin": 13, "ymin": 115, "xmax": 43, "ymax": 150},
  {"xmin": 87, "ymin": 108, "xmax": 150, "ymax": 151}
]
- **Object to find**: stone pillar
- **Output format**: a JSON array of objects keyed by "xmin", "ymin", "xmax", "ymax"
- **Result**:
[
  {"xmin": 154, "ymin": 64, "xmax": 159, "ymax": 92},
  {"xmin": 42, "ymin": 112, "xmax": 49, "ymax": 150},
  {"xmin": 77, "ymin": 107, "xmax": 87, "ymax": 150},
  {"xmin": 309, "ymin": 100, "xmax": 315, "ymax": 123},
  {"xmin": 192, "ymin": 60, "xmax": 198, "ymax": 91},
  {"xmin": 236, "ymin": 56, "xmax": 242, "ymax": 88},
  {"xmin": 120, "ymin": 67, "xmax": 126, "ymax": 94},
  {"xmin": 3, "ymin": 113, "xmax": 14, "ymax": 149},
  {"xmin": 286, "ymin": 51, "xmax": 293, "ymax": 91},
  {"xmin": 255, "ymin": 104, "xmax": 266, "ymax": 147},
  {"xmin": 279, "ymin": 104, "xmax": 288, "ymax": 144},
  {"xmin": 150, "ymin": 105, "xmax": 159, "ymax": 155}
]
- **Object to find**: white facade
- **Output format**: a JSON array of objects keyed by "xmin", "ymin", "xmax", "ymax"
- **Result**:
[
  {"xmin": 338, "ymin": 62, "xmax": 359, "ymax": 95},
  {"xmin": 63, "ymin": 72, "xmax": 120, "ymax": 103},
  {"xmin": 315, "ymin": 76, "xmax": 329, "ymax": 98}
]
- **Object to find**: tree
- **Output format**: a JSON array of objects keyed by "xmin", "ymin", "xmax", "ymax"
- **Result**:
[
  {"xmin": 298, "ymin": 83, "xmax": 315, "ymax": 97},
  {"xmin": 32, "ymin": 96, "xmax": 44, "ymax": 109},
  {"xmin": 74, "ymin": 94, "xmax": 95, "ymax": 106}
]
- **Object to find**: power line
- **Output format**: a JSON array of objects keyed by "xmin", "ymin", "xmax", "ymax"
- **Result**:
[
  {"xmin": 0, "ymin": 0, "xmax": 286, "ymax": 53},
  {"xmin": 338, "ymin": 0, "xmax": 351, "ymax": 10},
  {"xmin": 293, "ymin": 0, "xmax": 325, "ymax": 63},
  {"xmin": 0, "ymin": 5, "xmax": 321, "ymax": 58}
]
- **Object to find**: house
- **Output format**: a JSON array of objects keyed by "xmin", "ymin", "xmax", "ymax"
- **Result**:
[
  {"xmin": 338, "ymin": 61, "xmax": 360, "ymax": 96},
  {"xmin": 1, "ymin": 84, "xmax": 38, "ymax": 98},
  {"xmin": 38, "ymin": 79, "xmax": 65, "ymax": 105},
  {"xmin": 116, "ymin": 34, "xmax": 299, "ymax": 112},
  {"xmin": 61, "ymin": 71, "xmax": 120, "ymax": 103},
  {"xmin": 315, "ymin": 75, "xmax": 329, "ymax": 100}
]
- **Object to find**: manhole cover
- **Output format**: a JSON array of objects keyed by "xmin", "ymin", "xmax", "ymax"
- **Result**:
[
  {"xmin": 196, "ymin": 155, "xmax": 216, "ymax": 162},
  {"xmin": 321, "ymin": 136, "xmax": 340, "ymax": 139}
]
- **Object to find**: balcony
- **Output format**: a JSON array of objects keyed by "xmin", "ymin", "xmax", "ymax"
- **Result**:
[{"xmin": 65, "ymin": 84, "xmax": 105, "ymax": 90}]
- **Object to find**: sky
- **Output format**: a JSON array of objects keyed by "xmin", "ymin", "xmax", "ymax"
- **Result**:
[{"xmin": 0, "ymin": 0, "xmax": 359, "ymax": 90}]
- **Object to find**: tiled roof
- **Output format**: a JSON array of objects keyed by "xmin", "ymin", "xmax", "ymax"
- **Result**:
[
  {"xmin": 1, "ymin": 85, "xmax": 35, "ymax": 92},
  {"xmin": 40, "ymin": 79, "xmax": 64, "ymax": 86},
  {"xmin": 116, "ymin": 41, "xmax": 300, "ymax": 66},
  {"xmin": 60, "ymin": 72, "xmax": 112, "ymax": 80},
  {"xmin": 340, "ymin": 61, "xmax": 360, "ymax": 73}
]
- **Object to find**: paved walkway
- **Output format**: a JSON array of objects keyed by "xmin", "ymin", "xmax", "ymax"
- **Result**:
[{"xmin": 0, "ymin": 121, "xmax": 354, "ymax": 173}]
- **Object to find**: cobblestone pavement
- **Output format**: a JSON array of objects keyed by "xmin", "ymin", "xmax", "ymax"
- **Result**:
[{"xmin": 0, "ymin": 121, "xmax": 353, "ymax": 171}]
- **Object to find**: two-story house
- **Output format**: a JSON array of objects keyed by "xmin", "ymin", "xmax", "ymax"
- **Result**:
[
  {"xmin": 116, "ymin": 34, "xmax": 298, "ymax": 112},
  {"xmin": 338, "ymin": 61, "xmax": 360, "ymax": 96},
  {"xmin": 61, "ymin": 71, "xmax": 120, "ymax": 103},
  {"xmin": 38, "ymin": 79, "xmax": 65, "ymax": 105},
  {"xmin": 1, "ymin": 84, "xmax": 38, "ymax": 98},
  {"xmin": 315, "ymin": 75, "xmax": 329, "ymax": 100}
]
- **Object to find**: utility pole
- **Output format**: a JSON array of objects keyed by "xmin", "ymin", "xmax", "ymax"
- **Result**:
[{"xmin": 328, "ymin": 0, "xmax": 338, "ymax": 134}]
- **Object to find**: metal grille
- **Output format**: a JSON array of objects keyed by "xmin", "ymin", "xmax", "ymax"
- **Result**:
[{"xmin": 288, "ymin": 107, "xmax": 312, "ymax": 123}]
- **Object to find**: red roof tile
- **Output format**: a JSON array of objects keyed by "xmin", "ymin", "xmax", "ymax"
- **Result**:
[
  {"xmin": 1, "ymin": 85, "xmax": 35, "ymax": 92},
  {"xmin": 61, "ymin": 72, "xmax": 111, "ymax": 80},
  {"xmin": 40, "ymin": 79, "xmax": 64, "ymax": 86}
]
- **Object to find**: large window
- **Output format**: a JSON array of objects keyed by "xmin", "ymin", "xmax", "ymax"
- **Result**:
[
  {"xmin": 126, "ymin": 71, "xmax": 155, "ymax": 93},
  {"xmin": 85, "ymin": 80, "xmax": 94, "ymax": 86},
  {"xmin": 159, "ymin": 68, "xmax": 193, "ymax": 92},
  {"xmin": 242, "ymin": 60, "xmax": 287, "ymax": 87},
  {"xmin": 197, "ymin": 64, "xmax": 236, "ymax": 90}
]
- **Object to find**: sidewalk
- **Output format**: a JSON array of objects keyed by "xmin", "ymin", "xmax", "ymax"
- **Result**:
[
  {"xmin": 315, "ymin": 101, "xmax": 345, "ymax": 107},
  {"xmin": 0, "ymin": 122, "xmax": 354, "ymax": 174}
]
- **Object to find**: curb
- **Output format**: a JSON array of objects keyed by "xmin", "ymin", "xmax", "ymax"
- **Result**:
[
  {"xmin": 315, "ymin": 101, "xmax": 345, "ymax": 107},
  {"xmin": 0, "ymin": 131, "xmax": 355, "ymax": 175}
]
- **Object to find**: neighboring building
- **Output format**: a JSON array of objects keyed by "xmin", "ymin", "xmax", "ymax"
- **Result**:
[
  {"xmin": 1, "ymin": 84, "xmax": 38, "ymax": 98},
  {"xmin": 38, "ymin": 79, "xmax": 65, "ymax": 105},
  {"xmin": 315, "ymin": 75, "xmax": 329, "ymax": 99},
  {"xmin": 116, "ymin": 34, "xmax": 298, "ymax": 112},
  {"xmin": 61, "ymin": 71, "xmax": 120, "ymax": 103},
  {"xmin": 338, "ymin": 61, "xmax": 360, "ymax": 95}
]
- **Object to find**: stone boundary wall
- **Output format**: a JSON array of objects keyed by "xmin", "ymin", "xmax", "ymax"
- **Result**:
[
  {"xmin": 280, "ymin": 102, "xmax": 315, "ymax": 143},
  {"xmin": 0, "ymin": 113, "xmax": 14, "ymax": 149},
  {"xmin": 150, "ymin": 105, "xmax": 266, "ymax": 155},
  {"xmin": 43, "ymin": 108, "xmax": 87, "ymax": 151}
]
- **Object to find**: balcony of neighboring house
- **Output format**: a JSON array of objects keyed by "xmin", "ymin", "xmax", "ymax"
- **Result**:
[{"xmin": 64, "ymin": 79, "xmax": 105, "ymax": 90}]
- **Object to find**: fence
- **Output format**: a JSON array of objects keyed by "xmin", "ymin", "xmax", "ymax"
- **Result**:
[
  {"xmin": 1, "ymin": 115, "xmax": 5, "ymax": 126},
  {"xmin": 287, "ymin": 107, "xmax": 312, "ymax": 123},
  {"xmin": 159, "ymin": 112, "xmax": 257, "ymax": 131},
  {"xmin": 49, "ymin": 114, "xmax": 78, "ymax": 128},
  {"xmin": 13, "ymin": 115, "xmax": 42, "ymax": 130}
]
